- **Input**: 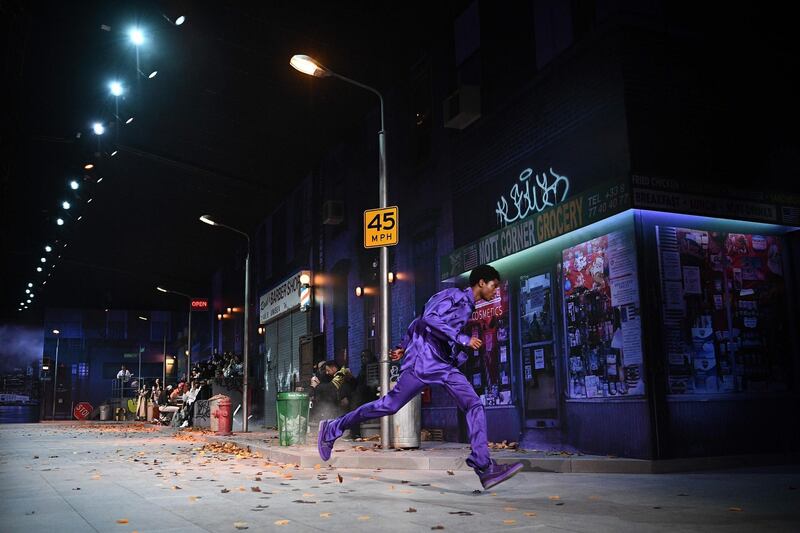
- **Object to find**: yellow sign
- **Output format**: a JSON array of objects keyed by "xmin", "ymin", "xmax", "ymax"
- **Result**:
[{"xmin": 363, "ymin": 206, "xmax": 399, "ymax": 248}]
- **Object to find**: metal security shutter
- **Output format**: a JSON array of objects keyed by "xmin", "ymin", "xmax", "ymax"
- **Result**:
[
  {"xmin": 291, "ymin": 310, "xmax": 308, "ymax": 382},
  {"xmin": 277, "ymin": 314, "xmax": 293, "ymax": 392},
  {"xmin": 263, "ymin": 321, "xmax": 279, "ymax": 426}
]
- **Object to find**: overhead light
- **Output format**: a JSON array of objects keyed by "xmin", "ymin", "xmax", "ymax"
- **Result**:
[
  {"xmin": 199, "ymin": 215, "xmax": 217, "ymax": 226},
  {"xmin": 109, "ymin": 80, "xmax": 124, "ymax": 96},
  {"xmin": 87, "ymin": 198, "xmax": 93, "ymax": 203},
  {"xmin": 26, "ymin": 299, "xmax": 31, "ymax": 303},
  {"xmin": 42, "ymin": 281, "xmax": 46, "ymax": 285},
  {"xmin": 77, "ymin": 216, "xmax": 82, "ymax": 221},
  {"xmin": 40, "ymin": 257, "xmax": 46, "ymax": 263},
  {"xmin": 129, "ymin": 27, "xmax": 144, "ymax": 46},
  {"xmin": 25, "ymin": 289, "xmax": 30, "ymax": 294},
  {"xmin": 56, "ymin": 218, "xmax": 64, "ymax": 226},
  {"xmin": 148, "ymin": 70, "xmax": 158, "ymax": 79},
  {"xmin": 28, "ymin": 282, "xmax": 33, "ymax": 287},
  {"xmin": 175, "ymin": 15, "xmax": 186, "ymax": 25},
  {"xmin": 92, "ymin": 122, "xmax": 105, "ymax": 135},
  {"xmin": 37, "ymin": 267, "xmax": 42, "ymax": 272},
  {"xmin": 355, "ymin": 286, "xmax": 363, "ymax": 297},
  {"xmin": 156, "ymin": 287, "xmax": 168, "ymax": 293},
  {"xmin": 138, "ymin": 316, "xmax": 148, "ymax": 321},
  {"xmin": 97, "ymin": 177, "xmax": 103, "ymax": 183},
  {"xmin": 388, "ymin": 272, "xmax": 395, "ymax": 284},
  {"xmin": 84, "ymin": 163, "xmax": 94, "ymax": 170},
  {"xmin": 69, "ymin": 180, "xmax": 79, "ymax": 190},
  {"xmin": 52, "ymin": 329, "xmax": 60, "ymax": 334},
  {"xmin": 289, "ymin": 54, "xmax": 330, "ymax": 78},
  {"xmin": 62, "ymin": 201, "xmax": 71, "ymax": 210},
  {"xmin": 44, "ymin": 245, "xmax": 52, "ymax": 252},
  {"xmin": 110, "ymin": 150, "xmax": 118, "ymax": 157},
  {"xmin": 125, "ymin": 117, "xmax": 134, "ymax": 124}
]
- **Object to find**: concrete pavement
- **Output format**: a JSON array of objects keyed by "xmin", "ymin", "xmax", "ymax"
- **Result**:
[{"xmin": 1, "ymin": 422, "xmax": 799, "ymax": 532}]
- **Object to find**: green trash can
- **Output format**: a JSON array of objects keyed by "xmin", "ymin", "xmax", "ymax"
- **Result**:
[{"xmin": 276, "ymin": 392, "xmax": 310, "ymax": 446}]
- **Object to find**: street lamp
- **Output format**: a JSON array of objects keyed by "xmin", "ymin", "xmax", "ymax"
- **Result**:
[
  {"xmin": 69, "ymin": 180, "xmax": 79, "ymax": 190},
  {"xmin": 156, "ymin": 286, "xmax": 194, "ymax": 378},
  {"xmin": 93, "ymin": 122, "xmax": 105, "ymax": 135},
  {"xmin": 291, "ymin": 53, "xmax": 391, "ymax": 448},
  {"xmin": 198, "ymin": 215, "xmax": 251, "ymax": 432},
  {"xmin": 51, "ymin": 329, "xmax": 60, "ymax": 420},
  {"xmin": 109, "ymin": 81, "xmax": 124, "ymax": 139},
  {"xmin": 62, "ymin": 201, "xmax": 70, "ymax": 210}
]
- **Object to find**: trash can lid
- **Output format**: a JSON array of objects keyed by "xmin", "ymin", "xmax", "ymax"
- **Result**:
[{"xmin": 277, "ymin": 392, "xmax": 309, "ymax": 400}]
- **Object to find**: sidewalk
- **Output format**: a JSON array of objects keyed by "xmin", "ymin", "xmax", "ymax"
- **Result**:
[{"xmin": 186, "ymin": 427, "xmax": 798, "ymax": 474}]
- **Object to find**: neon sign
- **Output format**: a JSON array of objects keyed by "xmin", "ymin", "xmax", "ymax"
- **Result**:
[{"xmin": 495, "ymin": 167, "xmax": 570, "ymax": 226}]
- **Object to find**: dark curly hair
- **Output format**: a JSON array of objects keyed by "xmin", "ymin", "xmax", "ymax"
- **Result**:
[{"xmin": 469, "ymin": 264, "xmax": 501, "ymax": 287}]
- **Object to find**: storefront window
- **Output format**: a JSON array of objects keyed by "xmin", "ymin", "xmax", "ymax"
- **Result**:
[
  {"xmin": 562, "ymin": 231, "xmax": 646, "ymax": 399},
  {"xmin": 465, "ymin": 281, "xmax": 513, "ymax": 406},
  {"xmin": 657, "ymin": 226, "xmax": 790, "ymax": 394}
]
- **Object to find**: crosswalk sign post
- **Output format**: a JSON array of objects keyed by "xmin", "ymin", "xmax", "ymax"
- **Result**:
[{"xmin": 363, "ymin": 206, "xmax": 399, "ymax": 248}]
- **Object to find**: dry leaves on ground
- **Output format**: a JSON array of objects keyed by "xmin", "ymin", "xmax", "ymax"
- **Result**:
[
  {"xmin": 196, "ymin": 442, "xmax": 262, "ymax": 459},
  {"xmin": 488, "ymin": 441, "xmax": 518, "ymax": 450},
  {"xmin": 354, "ymin": 434, "xmax": 381, "ymax": 442},
  {"xmin": 233, "ymin": 522, "xmax": 249, "ymax": 530}
]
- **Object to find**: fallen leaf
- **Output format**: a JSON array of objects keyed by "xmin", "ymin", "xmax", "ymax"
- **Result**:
[
  {"xmin": 221, "ymin": 488, "xmax": 230, "ymax": 493},
  {"xmin": 189, "ymin": 496, "xmax": 200, "ymax": 502},
  {"xmin": 406, "ymin": 508, "xmax": 417, "ymax": 513},
  {"xmin": 524, "ymin": 512, "xmax": 537, "ymax": 517},
  {"xmin": 314, "ymin": 464, "xmax": 321, "ymax": 470},
  {"xmin": 116, "ymin": 519, "xmax": 129, "ymax": 524},
  {"xmin": 303, "ymin": 493, "xmax": 314, "ymax": 497},
  {"xmin": 234, "ymin": 522, "xmax": 249, "ymax": 529},
  {"xmin": 274, "ymin": 519, "xmax": 289, "ymax": 526},
  {"xmin": 357, "ymin": 515, "xmax": 371, "ymax": 521},
  {"xmin": 91, "ymin": 475, "xmax": 101, "ymax": 480},
  {"xmin": 589, "ymin": 495, "xmax": 601, "ymax": 501},
  {"xmin": 320, "ymin": 512, "xmax": 331, "ymax": 518},
  {"xmin": 449, "ymin": 511, "xmax": 473, "ymax": 516},
  {"xmin": 447, "ymin": 470, "xmax": 455, "ymax": 476},
  {"xmin": 729, "ymin": 507, "xmax": 743, "ymax": 512},
  {"xmin": 251, "ymin": 487, "xmax": 261, "ymax": 492},
  {"xmin": 548, "ymin": 495, "xmax": 560, "ymax": 500},
  {"xmin": 293, "ymin": 500, "xmax": 316, "ymax": 504},
  {"xmin": 503, "ymin": 519, "xmax": 517, "ymax": 525},
  {"xmin": 504, "ymin": 507, "xmax": 517, "ymax": 512},
  {"xmin": 172, "ymin": 485, "xmax": 182, "ymax": 490},
  {"xmin": 337, "ymin": 474, "xmax": 343, "ymax": 483},
  {"xmin": 431, "ymin": 526, "xmax": 445, "ymax": 530}
]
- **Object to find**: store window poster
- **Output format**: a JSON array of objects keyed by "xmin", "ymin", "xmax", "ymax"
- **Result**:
[
  {"xmin": 520, "ymin": 273, "xmax": 553, "ymax": 344},
  {"xmin": 562, "ymin": 231, "xmax": 645, "ymax": 399},
  {"xmin": 465, "ymin": 281, "xmax": 514, "ymax": 406},
  {"xmin": 659, "ymin": 227, "xmax": 788, "ymax": 394}
]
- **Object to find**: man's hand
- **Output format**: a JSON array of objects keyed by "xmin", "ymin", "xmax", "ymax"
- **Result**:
[
  {"xmin": 390, "ymin": 348, "xmax": 404, "ymax": 361},
  {"xmin": 468, "ymin": 337, "xmax": 483, "ymax": 350},
  {"xmin": 310, "ymin": 376, "xmax": 320, "ymax": 388}
]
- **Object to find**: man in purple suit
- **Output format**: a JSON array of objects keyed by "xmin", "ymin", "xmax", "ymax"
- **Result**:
[{"xmin": 318, "ymin": 265, "xmax": 523, "ymax": 490}]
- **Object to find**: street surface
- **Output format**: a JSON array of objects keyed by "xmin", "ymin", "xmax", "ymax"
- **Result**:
[{"xmin": 1, "ymin": 422, "xmax": 799, "ymax": 532}]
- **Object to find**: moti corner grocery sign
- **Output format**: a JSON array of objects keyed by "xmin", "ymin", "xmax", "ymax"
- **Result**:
[{"xmin": 363, "ymin": 206, "xmax": 398, "ymax": 248}]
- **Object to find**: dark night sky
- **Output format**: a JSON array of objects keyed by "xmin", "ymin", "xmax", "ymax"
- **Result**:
[
  {"xmin": 2, "ymin": 1, "xmax": 798, "ymax": 325},
  {"xmin": 1, "ymin": 0, "xmax": 458, "ymax": 322}
]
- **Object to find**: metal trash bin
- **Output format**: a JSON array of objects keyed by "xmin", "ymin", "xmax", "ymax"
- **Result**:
[
  {"xmin": 277, "ymin": 392, "xmax": 309, "ymax": 446},
  {"xmin": 390, "ymin": 379, "xmax": 421, "ymax": 448},
  {"xmin": 99, "ymin": 404, "xmax": 112, "ymax": 421}
]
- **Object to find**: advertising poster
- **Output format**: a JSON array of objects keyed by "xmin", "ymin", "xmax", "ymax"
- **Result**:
[
  {"xmin": 519, "ymin": 273, "xmax": 553, "ymax": 344},
  {"xmin": 657, "ymin": 226, "xmax": 789, "ymax": 394},
  {"xmin": 562, "ymin": 231, "xmax": 645, "ymax": 399},
  {"xmin": 465, "ymin": 281, "xmax": 513, "ymax": 406}
]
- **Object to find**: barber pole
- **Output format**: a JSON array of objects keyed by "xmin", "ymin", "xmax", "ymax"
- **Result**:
[{"xmin": 300, "ymin": 285, "xmax": 311, "ymax": 312}]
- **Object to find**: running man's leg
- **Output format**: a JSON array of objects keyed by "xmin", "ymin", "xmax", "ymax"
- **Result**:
[
  {"xmin": 321, "ymin": 370, "xmax": 425, "ymax": 442},
  {"xmin": 441, "ymin": 370, "xmax": 491, "ymax": 469}
]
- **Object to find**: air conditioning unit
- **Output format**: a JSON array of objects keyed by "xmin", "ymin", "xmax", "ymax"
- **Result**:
[
  {"xmin": 322, "ymin": 200, "xmax": 344, "ymax": 225},
  {"xmin": 443, "ymin": 85, "xmax": 481, "ymax": 130}
]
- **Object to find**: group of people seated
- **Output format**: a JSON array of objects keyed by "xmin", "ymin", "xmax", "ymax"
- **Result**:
[{"xmin": 132, "ymin": 378, "xmax": 211, "ymax": 427}]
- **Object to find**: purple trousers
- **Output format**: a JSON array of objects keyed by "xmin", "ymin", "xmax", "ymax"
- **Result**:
[{"xmin": 321, "ymin": 367, "xmax": 491, "ymax": 469}]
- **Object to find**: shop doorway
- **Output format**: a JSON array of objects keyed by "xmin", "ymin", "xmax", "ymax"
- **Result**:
[{"xmin": 518, "ymin": 272, "xmax": 560, "ymax": 427}]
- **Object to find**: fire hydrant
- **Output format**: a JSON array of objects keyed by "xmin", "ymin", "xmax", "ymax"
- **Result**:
[{"xmin": 211, "ymin": 396, "xmax": 233, "ymax": 436}]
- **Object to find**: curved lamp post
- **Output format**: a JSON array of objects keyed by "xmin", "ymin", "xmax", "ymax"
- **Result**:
[
  {"xmin": 290, "ymin": 54, "xmax": 391, "ymax": 449},
  {"xmin": 199, "ymin": 215, "xmax": 251, "ymax": 432}
]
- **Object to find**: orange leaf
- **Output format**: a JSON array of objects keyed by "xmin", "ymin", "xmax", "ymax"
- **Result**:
[
  {"xmin": 524, "ymin": 512, "xmax": 537, "ymax": 517},
  {"xmin": 357, "ymin": 515, "xmax": 371, "ymax": 521},
  {"xmin": 504, "ymin": 507, "xmax": 517, "ymax": 512},
  {"xmin": 503, "ymin": 519, "xmax": 517, "ymax": 525},
  {"xmin": 319, "ymin": 512, "xmax": 331, "ymax": 518},
  {"xmin": 274, "ymin": 520, "xmax": 290, "ymax": 526},
  {"xmin": 548, "ymin": 495, "xmax": 561, "ymax": 500},
  {"xmin": 116, "ymin": 519, "xmax": 129, "ymax": 524}
]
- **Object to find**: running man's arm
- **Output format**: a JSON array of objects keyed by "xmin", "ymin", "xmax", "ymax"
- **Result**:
[{"xmin": 422, "ymin": 292, "xmax": 472, "ymax": 348}]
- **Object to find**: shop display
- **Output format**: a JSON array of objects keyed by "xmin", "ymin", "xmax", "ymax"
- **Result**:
[
  {"xmin": 657, "ymin": 226, "xmax": 789, "ymax": 394},
  {"xmin": 465, "ymin": 281, "xmax": 514, "ymax": 406},
  {"xmin": 562, "ymin": 231, "xmax": 645, "ymax": 399}
]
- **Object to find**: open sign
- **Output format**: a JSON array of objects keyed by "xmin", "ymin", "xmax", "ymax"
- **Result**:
[{"xmin": 191, "ymin": 299, "xmax": 208, "ymax": 310}]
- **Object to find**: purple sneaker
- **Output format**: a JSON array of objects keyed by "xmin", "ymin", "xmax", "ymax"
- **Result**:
[
  {"xmin": 317, "ymin": 419, "xmax": 334, "ymax": 462},
  {"xmin": 476, "ymin": 460, "xmax": 524, "ymax": 490}
]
